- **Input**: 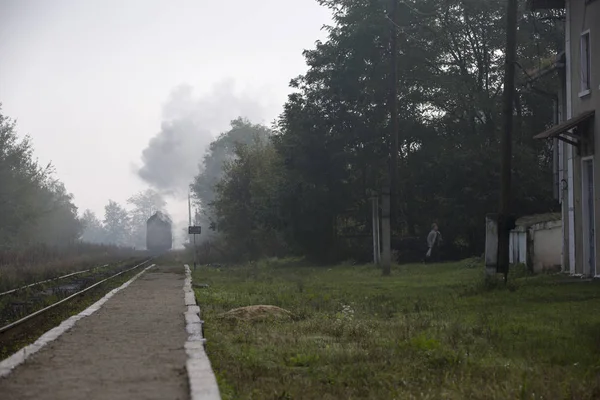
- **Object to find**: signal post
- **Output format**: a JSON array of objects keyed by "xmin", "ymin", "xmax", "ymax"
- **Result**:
[{"xmin": 188, "ymin": 225, "xmax": 201, "ymax": 271}]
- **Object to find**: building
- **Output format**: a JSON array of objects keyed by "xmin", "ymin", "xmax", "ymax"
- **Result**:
[
  {"xmin": 530, "ymin": 0, "xmax": 599, "ymax": 276},
  {"xmin": 509, "ymin": 213, "xmax": 562, "ymax": 272}
]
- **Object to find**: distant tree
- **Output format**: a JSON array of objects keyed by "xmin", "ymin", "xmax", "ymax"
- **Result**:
[
  {"xmin": 127, "ymin": 189, "xmax": 166, "ymax": 248},
  {"xmin": 80, "ymin": 209, "xmax": 107, "ymax": 244},
  {"xmin": 29, "ymin": 179, "xmax": 82, "ymax": 245},
  {"xmin": 103, "ymin": 200, "xmax": 131, "ymax": 247}
]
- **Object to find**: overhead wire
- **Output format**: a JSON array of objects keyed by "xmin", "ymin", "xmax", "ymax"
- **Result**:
[{"xmin": 397, "ymin": 0, "xmax": 438, "ymax": 17}]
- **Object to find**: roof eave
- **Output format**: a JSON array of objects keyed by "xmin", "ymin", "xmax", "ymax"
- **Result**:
[{"xmin": 533, "ymin": 110, "xmax": 595, "ymax": 143}]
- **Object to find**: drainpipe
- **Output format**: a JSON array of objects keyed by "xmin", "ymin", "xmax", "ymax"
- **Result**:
[
  {"xmin": 551, "ymin": 94, "xmax": 567, "ymax": 272},
  {"xmin": 553, "ymin": 100, "xmax": 560, "ymax": 201},
  {"xmin": 565, "ymin": 0, "xmax": 576, "ymax": 274},
  {"xmin": 559, "ymin": 72, "xmax": 568, "ymax": 273}
]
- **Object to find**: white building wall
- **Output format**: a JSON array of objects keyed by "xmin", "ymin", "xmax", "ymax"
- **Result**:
[
  {"xmin": 509, "ymin": 220, "xmax": 562, "ymax": 272},
  {"xmin": 532, "ymin": 221, "xmax": 563, "ymax": 273},
  {"xmin": 509, "ymin": 231, "xmax": 527, "ymax": 264}
]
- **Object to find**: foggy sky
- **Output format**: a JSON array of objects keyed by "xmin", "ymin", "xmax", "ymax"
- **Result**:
[{"xmin": 0, "ymin": 0, "xmax": 331, "ymax": 223}]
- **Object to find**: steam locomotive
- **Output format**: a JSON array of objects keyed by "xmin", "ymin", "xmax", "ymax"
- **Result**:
[{"xmin": 146, "ymin": 211, "xmax": 172, "ymax": 253}]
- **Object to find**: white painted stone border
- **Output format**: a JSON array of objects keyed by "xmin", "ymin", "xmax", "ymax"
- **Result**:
[
  {"xmin": 0, "ymin": 263, "xmax": 156, "ymax": 378},
  {"xmin": 184, "ymin": 264, "xmax": 221, "ymax": 400}
]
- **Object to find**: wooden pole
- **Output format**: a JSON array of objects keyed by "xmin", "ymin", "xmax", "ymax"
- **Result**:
[
  {"xmin": 381, "ymin": 187, "xmax": 392, "ymax": 275},
  {"xmin": 381, "ymin": 0, "xmax": 398, "ymax": 276},
  {"xmin": 498, "ymin": 0, "xmax": 519, "ymax": 281},
  {"xmin": 188, "ymin": 190, "xmax": 193, "ymax": 246},
  {"xmin": 376, "ymin": 198, "xmax": 381, "ymax": 263},
  {"xmin": 193, "ymin": 233, "xmax": 197, "ymax": 271},
  {"xmin": 390, "ymin": 0, "xmax": 399, "ymax": 233},
  {"xmin": 372, "ymin": 196, "xmax": 381, "ymax": 265}
]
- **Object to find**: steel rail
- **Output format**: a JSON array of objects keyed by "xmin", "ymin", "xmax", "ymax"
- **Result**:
[
  {"xmin": 0, "ymin": 264, "xmax": 112, "ymax": 298},
  {"xmin": 0, "ymin": 259, "xmax": 153, "ymax": 334}
]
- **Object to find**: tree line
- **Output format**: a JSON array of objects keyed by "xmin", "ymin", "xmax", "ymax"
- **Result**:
[
  {"xmin": 192, "ymin": 0, "xmax": 563, "ymax": 263},
  {"xmin": 80, "ymin": 190, "xmax": 167, "ymax": 249},
  {"xmin": 0, "ymin": 107, "xmax": 81, "ymax": 249},
  {"xmin": 1, "ymin": 106, "xmax": 167, "ymax": 251}
]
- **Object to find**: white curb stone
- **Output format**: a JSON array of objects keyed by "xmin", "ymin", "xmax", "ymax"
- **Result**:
[
  {"xmin": 183, "ymin": 264, "xmax": 221, "ymax": 400},
  {"xmin": 0, "ymin": 264, "xmax": 155, "ymax": 378},
  {"xmin": 185, "ymin": 292, "xmax": 197, "ymax": 306},
  {"xmin": 185, "ymin": 312, "xmax": 202, "ymax": 325}
]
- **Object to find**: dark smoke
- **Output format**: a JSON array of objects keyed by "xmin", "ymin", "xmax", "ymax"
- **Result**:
[{"xmin": 137, "ymin": 80, "xmax": 266, "ymax": 196}]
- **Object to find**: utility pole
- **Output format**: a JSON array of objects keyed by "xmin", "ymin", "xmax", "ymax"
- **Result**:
[
  {"xmin": 390, "ymin": 0, "xmax": 399, "ymax": 229},
  {"xmin": 381, "ymin": 0, "xmax": 398, "ymax": 277},
  {"xmin": 498, "ymin": 0, "xmax": 519, "ymax": 281},
  {"xmin": 371, "ymin": 194, "xmax": 381, "ymax": 265},
  {"xmin": 381, "ymin": 187, "xmax": 392, "ymax": 275},
  {"xmin": 188, "ymin": 190, "xmax": 192, "ymax": 244}
]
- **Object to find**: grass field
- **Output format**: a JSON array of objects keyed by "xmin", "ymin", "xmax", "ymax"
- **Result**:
[{"xmin": 192, "ymin": 258, "xmax": 600, "ymax": 400}]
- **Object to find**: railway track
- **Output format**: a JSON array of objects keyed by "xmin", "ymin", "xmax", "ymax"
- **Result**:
[
  {"xmin": 0, "ymin": 264, "xmax": 110, "ymax": 298},
  {"xmin": 0, "ymin": 258, "xmax": 153, "ymax": 336}
]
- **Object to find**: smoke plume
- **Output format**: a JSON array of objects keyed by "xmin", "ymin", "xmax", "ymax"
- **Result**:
[{"xmin": 137, "ymin": 79, "xmax": 267, "ymax": 196}]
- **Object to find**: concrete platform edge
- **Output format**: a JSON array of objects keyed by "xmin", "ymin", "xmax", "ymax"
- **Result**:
[{"xmin": 183, "ymin": 264, "xmax": 221, "ymax": 400}]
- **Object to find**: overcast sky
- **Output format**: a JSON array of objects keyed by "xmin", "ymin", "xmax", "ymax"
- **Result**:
[{"xmin": 0, "ymin": 0, "xmax": 331, "ymax": 224}]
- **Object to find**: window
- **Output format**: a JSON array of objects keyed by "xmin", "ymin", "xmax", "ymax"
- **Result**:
[{"xmin": 580, "ymin": 31, "xmax": 591, "ymax": 95}]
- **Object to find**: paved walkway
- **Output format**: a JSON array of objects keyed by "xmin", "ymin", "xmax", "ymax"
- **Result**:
[{"xmin": 0, "ymin": 265, "xmax": 189, "ymax": 400}]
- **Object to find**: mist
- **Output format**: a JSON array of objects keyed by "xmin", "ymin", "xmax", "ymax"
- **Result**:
[
  {"xmin": 136, "ymin": 80, "xmax": 268, "ymax": 197},
  {"xmin": 134, "ymin": 80, "xmax": 271, "ymax": 248}
]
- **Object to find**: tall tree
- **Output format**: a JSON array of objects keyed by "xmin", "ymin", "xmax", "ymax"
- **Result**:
[
  {"xmin": 212, "ymin": 137, "xmax": 286, "ymax": 260},
  {"xmin": 29, "ymin": 179, "xmax": 82, "ymax": 245},
  {"xmin": 103, "ymin": 200, "xmax": 131, "ymax": 247},
  {"xmin": 0, "ymin": 105, "xmax": 82, "ymax": 248},
  {"xmin": 191, "ymin": 117, "xmax": 271, "ymax": 240}
]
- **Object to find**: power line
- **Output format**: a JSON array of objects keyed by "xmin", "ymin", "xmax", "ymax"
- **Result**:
[{"xmin": 397, "ymin": 0, "xmax": 438, "ymax": 17}]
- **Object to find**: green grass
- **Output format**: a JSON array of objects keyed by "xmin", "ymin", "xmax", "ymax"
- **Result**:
[{"xmin": 192, "ymin": 258, "xmax": 600, "ymax": 400}]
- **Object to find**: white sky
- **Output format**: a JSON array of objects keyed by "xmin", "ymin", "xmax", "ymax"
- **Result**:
[{"xmin": 0, "ymin": 0, "xmax": 331, "ymax": 224}]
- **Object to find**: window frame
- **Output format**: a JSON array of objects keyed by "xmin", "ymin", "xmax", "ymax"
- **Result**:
[{"xmin": 579, "ymin": 29, "xmax": 592, "ymax": 97}]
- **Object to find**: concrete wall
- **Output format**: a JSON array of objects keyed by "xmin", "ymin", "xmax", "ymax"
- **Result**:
[
  {"xmin": 568, "ymin": 0, "xmax": 600, "ymax": 276},
  {"xmin": 532, "ymin": 221, "xmax": 563, "ymax": 273},
  {"xmin": 485, "ymin": 215, "xmax": 498, "ymax": 276},
  {"xmin": 509, "ymin": 220, "xmax": 562, "ymax": 272},
  {"xmin": 509, "ymin": 231, "xmax": 527, "ymax": 264}
]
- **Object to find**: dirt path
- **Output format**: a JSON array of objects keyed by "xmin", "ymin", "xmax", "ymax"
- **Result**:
[{"xmin": 0, "ymin": 265, "xmax": 189, "ymax": 400}]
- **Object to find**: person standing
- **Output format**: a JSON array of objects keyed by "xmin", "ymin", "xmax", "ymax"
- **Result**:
[{"xmin": 426, "ymin": 223, "xmax": 442, "ymax": 262}]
